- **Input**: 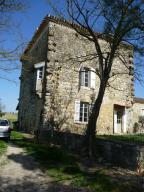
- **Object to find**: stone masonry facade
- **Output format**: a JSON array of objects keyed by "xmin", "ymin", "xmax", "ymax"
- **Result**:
[{"xmin": 18, "ymin": 15, "xmax": 136, "ymax": 136}]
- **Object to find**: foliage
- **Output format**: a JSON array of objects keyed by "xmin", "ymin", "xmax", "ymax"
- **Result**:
[
  {"xmin": 0, "ymin": 140, "xmax": 7, "ymax": 156},
  {"xmin": 133, "ymin": 116, "xmax": 144, "ymax": 134},
  {"xmin": 133, "ymin": 122, "xmax": 140, "ymax": 133},
  {"xmin": 97, "ymin": 134, "xmax": 144, "ymax": 144},
  {"xmin": 11, "ymin": 131, "xmax": 24, "ymax": 140},
  {"xmin": 139, "ymin": 116, "xmax": 144, "ymax": 127}
]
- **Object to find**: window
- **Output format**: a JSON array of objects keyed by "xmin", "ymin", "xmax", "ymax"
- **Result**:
[
  {"xmin": 0, "ymin": 120, "xmax": 9, "ymax": 126},
  {"xmin": 79, "ymin": 67, "xmax": 96, "ymax": 89},
  {"xmin": 37, "ymin": 67, "xmax": 44, "ymax": 80},
  {"xmin": 79, "ymin": 67, "xmax": 90, "ymax": 87},
  {"xmin": 117, "ymin": 111, "xmax": 122, "ymax": 124},
  {"xmin": 74, "ymin": 101, "xmax": 90, "ymax": 123},
  {"xmin": 34, "ymin": 62, "xmax": 45, "ymax": 91},
  {"xmin": 80, "ymin": 102, "xmax": 89, "ymax": 122},
  {"xmin": 34, "ymin": 62, "xmax": 45, "ymax": 81}
]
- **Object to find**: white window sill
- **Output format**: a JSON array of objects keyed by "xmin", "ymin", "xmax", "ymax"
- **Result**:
[
  {"xmin": 80, "ymin": 86, "xmax": 95, "ymax": 90},
  {"xmin": 74, "ymin": 121, "xmax": 88, "ymax": 125}
]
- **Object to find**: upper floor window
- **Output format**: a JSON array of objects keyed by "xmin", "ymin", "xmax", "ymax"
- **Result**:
[
  {"xmin": 79, "ymin": 67, "xmax": 96, "ymax": 89},
  {"xmin": 37, "ymin": 67, "xmax": 44, "ymax": 80},
  {"xmin": 34, "ymin": 62, "xmax": 45, "ymax": 81},
  {"xmin": 34, "ymin": 62, "xmax": 45, "ymax": 92}
]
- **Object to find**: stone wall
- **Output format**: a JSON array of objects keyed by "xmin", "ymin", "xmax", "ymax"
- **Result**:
[
  {"xmin": 41, "ymin": 130, "xmax": 144, "ymax": 171},
  {"xmin": 95, "ymin": 139, "xmax": 142, "ymax": 170},
  {"xmin": 18, "ymin": 26, "xmax": 49, "ymax": 132},
  {"xmin": 42, "ymin": 21, "xmax": 134, "ymax": 135}
]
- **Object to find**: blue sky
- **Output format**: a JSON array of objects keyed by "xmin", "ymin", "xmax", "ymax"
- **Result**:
[
  {"xmin": 0, "ymin": 0, "xmax": 144, "ymax": 112},
  {"xmin": 0, "ymin": 0, "xmax": 56, "ymax": 112}
]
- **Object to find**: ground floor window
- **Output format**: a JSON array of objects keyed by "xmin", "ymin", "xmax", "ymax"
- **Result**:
[
  {"xmin": 80, "ymin": 102, "xmax": 89, "ymax": 122},
  {"xmin": 74, "ymin": 101, "xmax": 91, "ymax": 123}
]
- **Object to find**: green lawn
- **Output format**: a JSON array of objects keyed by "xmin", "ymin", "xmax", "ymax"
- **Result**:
[
  {"xmin": 0, "ymin": 140, "xmax": 7, "ymax": 156},
  {"xmin": 97, "ymin": 134, "xmax": 144, "ymax": 144},
  {"xmin": 0, "ymin": 131, "xmax": 22, "ymax": 157},
  {"xmin": 11, "ymin": 131, "xmax": 141, "ymax": 192}
]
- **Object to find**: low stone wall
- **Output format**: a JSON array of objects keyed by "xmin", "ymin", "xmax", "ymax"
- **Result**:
[
  {"xmin": 39, "ymin": 130, "xmax": 144, "ymax": 171},
  {"xmin": 95, "ymin": 139, "xmax": 144, "ymax": 171}
]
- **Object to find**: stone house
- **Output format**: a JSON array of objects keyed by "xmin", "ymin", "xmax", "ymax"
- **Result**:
[
  {"xmin": 18, "ymin": 15, "xmax": 136, "ymax": 137},
  {"xmin": 131, "ymin": 97, "xmax": 144, "ymax": 133}
]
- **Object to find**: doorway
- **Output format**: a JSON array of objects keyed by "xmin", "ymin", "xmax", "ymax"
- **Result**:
[{"xmin": 114, "ymin": 105, "xmax": 126, "ymax": 134}]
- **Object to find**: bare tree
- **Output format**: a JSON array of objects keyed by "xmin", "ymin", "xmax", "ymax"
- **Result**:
[
  {"xmin": 48, "ymin": 0, "xmax": 144, "ymax": 157},
  {"xmin": 0, "ymin": 99, "xmax": 5, "ymax": 117},
  {"xmin": 0, "ymin": 0, "xmax": 26, "ymax": 81}
]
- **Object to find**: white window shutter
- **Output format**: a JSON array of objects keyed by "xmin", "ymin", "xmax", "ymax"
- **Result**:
[
  {"xmin": 90, "ymin": 70, "xmax": 96, "ymax": 89},
  {"xmin": 74, "ymin": 100, "xmax": 80, "ymax": 123},
  {"xmin": 123, "ymin": 108, "xmax": 127, "ymax": 133},
  {"xmin": 114, "ymin": 110, "xmax": 117, "ymax": 133},
  {"xmin": 80, "ymin": 70, "xmax": 84, "ymax": 86}
]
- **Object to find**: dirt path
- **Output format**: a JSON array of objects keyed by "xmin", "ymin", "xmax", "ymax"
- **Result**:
[
  {"xmin": 2, "ymin": 143, "xmax": 143, "ymax": 192},
  {"xmin": 0, "ymin": 143, "xmax": 53, "ymax": 192},
  {"xmin": 0, "ymin": 143, "xmax": 89, "ymax": 192}
]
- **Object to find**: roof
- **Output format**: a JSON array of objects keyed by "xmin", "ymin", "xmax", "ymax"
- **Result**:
[
  {"xmin": 23, "ymin": 15, "xmax": 133, "ymax": 56},
  {"xmin": 24, "ymin": 15, "xmax": 99, "ymax": 55},
  {"xmin": 134, "ymin": 97, "xmax": 144, "ymax": 104}
]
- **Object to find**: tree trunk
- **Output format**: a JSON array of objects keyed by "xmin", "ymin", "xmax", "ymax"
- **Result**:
[{"xmin": 85, "ymin": 80, "xmax": 107, "ymax": 158}]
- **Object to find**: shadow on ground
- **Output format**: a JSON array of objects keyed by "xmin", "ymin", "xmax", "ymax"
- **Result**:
[
  {"xmin": 0, "ymin": 176, "xmax": 91, "ymax": 192},
  {"xmin": 1, "ymin": 133, "xmax": 144, "ymax": 192}
]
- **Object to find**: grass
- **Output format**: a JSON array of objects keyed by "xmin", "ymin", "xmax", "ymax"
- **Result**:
[
  {"xmin": 11, "ymin": 131, "xmax": 24, "ymax": 140},
  {"xmin": 0, "ymin": 131, "xmax": 21, "ymax": 158},
  {"xmin": 97, "ymin": 134, "xmax": 144, "ymax": 144},
  {"xmin": 0, "ymin": 140, "xmax": 7, "ymax": 156},
  {"xmin": 10, "ymin": 131, "xmax": 139, "ymax": 192}
]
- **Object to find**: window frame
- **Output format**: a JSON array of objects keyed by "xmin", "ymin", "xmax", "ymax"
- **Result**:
[
  {"xmin": 80, "ymin": 67, "xmax": 90, "ymax": 87},
  {"xmin": 34, "ymin": 62, "xmax": 45, "ymax": 81},
  {"xmin": 79, "ymin": 67, "xmax": 96, "ymax": 89},
  {"xmin": 37, "ymin": 67, "xmax": 44, "ymax": 80},
  {"xmin": 74, "ymin": 101, "xmax": 91, "ymax": 124},
  {"xmin": 79, "ymin": 102, "xmax": 89, "ymax": 123}
]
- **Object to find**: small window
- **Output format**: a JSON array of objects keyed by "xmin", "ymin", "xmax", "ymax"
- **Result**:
[
  {"xmin": 80, "ymin": 102, "xmax": 89, "ymax": 122},
  {"xmin": 79, "ymin": 67, "xmax": 90, "ymax": 87},
  {"xmin": 79, "ymin": 67, "xmax": 96, "ymax": 89},
  {"xmin": 37, "ymin": 67, "xmax": 44, "ymax": 80},
  {"xmin": 74, "ymin": 101, "xmax": 90, "ymax": 123}
]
